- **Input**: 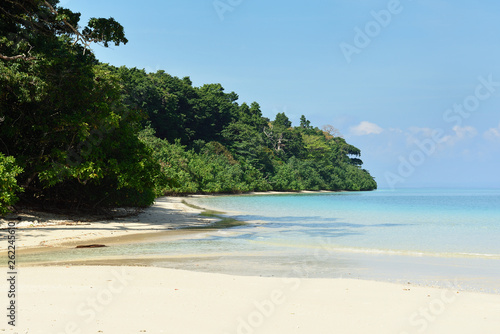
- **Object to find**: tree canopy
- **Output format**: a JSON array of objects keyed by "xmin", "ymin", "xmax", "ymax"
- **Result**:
[{"xmin": 0, "ymin": 0, "xmax": 376, "ymax": 214}]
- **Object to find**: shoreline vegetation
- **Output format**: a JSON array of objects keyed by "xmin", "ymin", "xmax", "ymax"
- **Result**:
[{"xmin": 1, "ymin": 1, "xmax": 375, "ymax": 216}]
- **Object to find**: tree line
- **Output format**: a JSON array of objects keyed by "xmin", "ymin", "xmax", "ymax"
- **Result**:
[{"xmin": 0, "ymin": 0, "xmax": 376, "ymax": 214}]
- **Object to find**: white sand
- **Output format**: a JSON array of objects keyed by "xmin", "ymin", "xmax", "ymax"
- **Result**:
[
  {"xmin": 0, "ymin": 197, "xmax": 213, "ymax": 250},
  {"xmin": 1, "ymin": 266, "xmax": 499, "ymax": 333}
]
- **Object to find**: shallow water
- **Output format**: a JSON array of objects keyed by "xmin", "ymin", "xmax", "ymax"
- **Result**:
[{"xmin": 19, "ymin": 188, "xmax": 500, "ymax": 293}]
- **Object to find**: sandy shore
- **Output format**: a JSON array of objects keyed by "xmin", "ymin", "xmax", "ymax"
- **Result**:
[
  {"xmin": 1, "ymin": 266, "xmax": 500, "ymax": 333},
  {"xmin": 1, "ymin": 196, "xmax": 500, "ymax": 333},
  {"xmin": 0, "ymin": 197, "xmax": 215, "ymax": 251}
]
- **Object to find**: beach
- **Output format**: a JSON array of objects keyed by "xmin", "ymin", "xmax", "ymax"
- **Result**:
[
  {"xmin": 1, "ymin": 196, "xmax": 500, "ymax": 333},
  {"xmin": 2, "ymin": 266, "xmax": 500, "ymax": 334},
  {"xmin": 0, "ymin": 197, "xmax": 215, "ymax": 251}
]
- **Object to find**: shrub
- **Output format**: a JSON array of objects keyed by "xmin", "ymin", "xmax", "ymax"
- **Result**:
[{"xmin": 0, "ymin": 154, "xmax": 23, "ymax": 215}]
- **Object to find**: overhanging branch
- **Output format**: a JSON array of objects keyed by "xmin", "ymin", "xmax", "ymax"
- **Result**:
[
  {"xmin": 0, "ymin": 44, "xmax": 35, "ymax": 61},
  {"xmin": 43, "ymin": 0, "xmax": 94, "ymax": 54},
  {"xmin": 0, "ymin": 53, "xmax": 36, "ymax": 61}
]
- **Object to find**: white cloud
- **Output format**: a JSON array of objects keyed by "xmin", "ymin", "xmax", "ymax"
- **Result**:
[
  {"xmin": 388, "ymin": 127, "xmax": 403, "ymax": 134},
  {"xmin": 404, "ymin": 125, "xmax": 477, "ymax": 150},
  {"xmin": 406, "ymin": 127, "xmax": 436, "ymax": 146},
  {"xmin": 408, "ymin": 127, "xmax": 435, "ymax": 137},
  {"xmin": 349, "ymin": 121, "xmax": 384, "ymax": 136},
  {"xmin": 484, "ymin": 122, "xmax": 500, "ymax": 141},
  {"xmin": 453, "ymin": 125, "xmax": 477, "ymax": 139},
  {"xmin": 439, "ymin": 125, "xmax": 477, "ymax": 146}
]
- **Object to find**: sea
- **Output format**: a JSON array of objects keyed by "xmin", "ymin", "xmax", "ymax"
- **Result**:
[{"xmin": 20, "ymin": 188, "xmax": 500, "ymax": 293}]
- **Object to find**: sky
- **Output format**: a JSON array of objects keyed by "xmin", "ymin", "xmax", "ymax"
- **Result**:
[{"xmin": 62, "ymin": 0, "xmax": 500, "ymax": 189}]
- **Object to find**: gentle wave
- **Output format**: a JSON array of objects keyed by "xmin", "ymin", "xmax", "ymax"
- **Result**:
[{"xmin": 247, "ymin": 239, "xmax": 500, "ymax": 259}]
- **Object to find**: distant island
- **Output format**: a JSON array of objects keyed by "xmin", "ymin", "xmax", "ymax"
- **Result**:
[{"xmin": 0, "ymin": 0, "xmax": 376, "ymax": 214}]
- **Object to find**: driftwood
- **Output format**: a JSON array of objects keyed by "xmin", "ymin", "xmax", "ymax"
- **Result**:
[{"xmin": 75, "ymin": 244, "xmax": 107, "ymax": 249}]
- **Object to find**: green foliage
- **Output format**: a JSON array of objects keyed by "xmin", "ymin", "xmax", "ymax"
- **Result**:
[
  {"xmin": 82, "ymin": 17, "xmax": 128, "ymax": 47},
  {"xmin": 271, "ymin": 158, "xmax": 323, "ymax": 191},
  {"xmin": 273, "ymin": 112, "xmax": 292, "ymax": 128},
  {"xmin": 107, "ymin": 64, "xmax": 376, "ymax": 196},
  {"xmin": 139, "ymin": 127, "xmax": 270, "ymax": 195},
  {"xmin": 299, "ymin": 115, "xmax": 311, "ymax": 129},
  {"xmin": 0, "ymin": 1, "xmax": 156, "ymax": 209},
  {"xmin": 108, "ymin": 66, "xmax": 241, "ymax": 146},
  {"xmin": 0, "ymin": 154, "xmax": 23, "ymax": 215},
  {"xmin": 221, "ymin": 120, "xmax": 274, "ymax": 174},
  {"xmin": 1, "ymin": 0, "xmax": 376, "ymax": 212},
  {"xmin": 29, "ymin": 64, "xmax": 159, "ymax": 207}
]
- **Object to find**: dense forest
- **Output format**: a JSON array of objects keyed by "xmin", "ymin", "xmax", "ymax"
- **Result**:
[{"xmin": 0, "ymin": 0, "xmax": 376, "ymax": 214}]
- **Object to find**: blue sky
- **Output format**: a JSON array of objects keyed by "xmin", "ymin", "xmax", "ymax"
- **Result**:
[{"xmin": 64, "ymin": 0, "xmax": 500, "ymax": 189}]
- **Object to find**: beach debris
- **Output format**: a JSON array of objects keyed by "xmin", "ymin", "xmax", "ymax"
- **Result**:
[{"xmin": 75, "ymin": 244, "xmax": 108, "ymax": 248}]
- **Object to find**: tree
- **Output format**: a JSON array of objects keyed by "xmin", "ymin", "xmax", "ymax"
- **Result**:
[
  {"xmin": 0, "ymin": 0, "xmax": 128, "ymax": 61},
  {"xmin": 0, "ymin": 0, "xmax": 156, "ymax": 208},
  {"xmin": 273, "ymin": 112, "xmax": 292, "ymax": 128},
  {"xmin": 1, "ymin": 0, "xmax": 377, "ymax": 211},
  {"xmin": 191, "ymin": 83, "xmax": 239, "ymax": 142},
  {"xmin": 321, "ymin": 125, "xmax": 343, "ymax": 140},
  {"xmin": 300, "ymin": 115, "xmax": 311, "ymax": 129}
]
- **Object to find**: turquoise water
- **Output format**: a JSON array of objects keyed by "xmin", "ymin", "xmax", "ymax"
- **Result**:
[
  {"xmin": 20, "ymin": 188, "xmax": 500, "ymax": 292},
  {"xmin": 189, "ymin": 188, "xmax": 500, "ymax": 257}
]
